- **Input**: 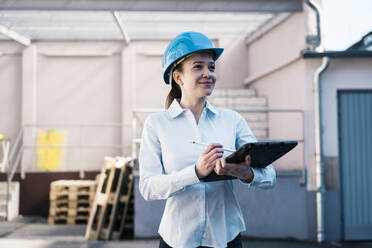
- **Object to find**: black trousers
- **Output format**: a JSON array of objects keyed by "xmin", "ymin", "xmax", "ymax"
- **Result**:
[{"xmin": 159, "ymin": 233, "xmax": 242, "ymax": 248}]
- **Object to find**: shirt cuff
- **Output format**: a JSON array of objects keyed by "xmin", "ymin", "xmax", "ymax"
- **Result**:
[
  {"xmin": 173, "ymin": 164, "xmax": 201, "ymax": 189},
  {"xmin": 240, "ymin": 167, "xmax": 261, "ymax": 186},
  {"xmin": 240, "ymin": 165, "xmax": 276, "ymax": 189},
  {"xmin": 249, "ymin": 167, "xmax": 261, "ymax": 184}
]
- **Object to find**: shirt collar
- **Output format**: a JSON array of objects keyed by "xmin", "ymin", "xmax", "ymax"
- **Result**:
[
  {"xmin": 205, "ymin": 99, "xmax": 219, "ymax": 116},
  {"xmin": 167, "ymin": 99, "xmax": 219, "ymax": 119},
  {"xmin": 167, "ymin": 99, "xmax": 185, "ymax": 118}
]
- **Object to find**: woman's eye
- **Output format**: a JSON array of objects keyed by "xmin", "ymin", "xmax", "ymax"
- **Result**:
[
  {"xmin": 193, "ymin": 65, "xmax": 202, "ymax": 69},
  {"xmin": 209, "ymin": 66, "xmax": 215, "ymax": 71}
]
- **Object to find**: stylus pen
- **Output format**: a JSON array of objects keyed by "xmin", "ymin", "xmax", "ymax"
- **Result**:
[{"xmin": 190, "ymin": 140, "xmax": 235, "ymax": 153}]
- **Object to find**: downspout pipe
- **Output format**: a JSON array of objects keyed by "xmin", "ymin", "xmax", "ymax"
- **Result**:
[
  {"xmin": 313, "ymin": 56, "xmax": 329, "ymax": 243},
  {"xmin": 304, "ymin": 0, "xmax": 330, "ymax": 243},
  {"xmin": 305, "ymin": 0, "xmax": 321, "ymax": 51}
]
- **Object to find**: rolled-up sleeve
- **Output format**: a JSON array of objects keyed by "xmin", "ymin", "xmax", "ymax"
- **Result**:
[
  {"xmin": 139, "ymin": 117, "xmax": 200, "ymax": 201},
  {"xmin": 235, "ymin": 113, "xmax": 276, "ymax": 189}
]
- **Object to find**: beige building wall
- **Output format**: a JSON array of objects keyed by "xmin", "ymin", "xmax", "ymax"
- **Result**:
[
  {"xmin": 0, "ymin": 42, "xmax": 23, "ymax": 146},
  {"xmin": 1, "ymin": 13, "xmax": 320, "ymax": 174},
  {"xmin": 0, "ymin": 35, "xmax": 247, "ymax": 173},
  {"xmin": 22, "ymin": 41, "xmax": 124, "ymax": 172},
  {"xmin": 246, "ymin": 12, "xmax": 316, "ymax": 172},
  {"xmin": 217, "ymin": 36, "xmax": 249, "ymax": 88}
]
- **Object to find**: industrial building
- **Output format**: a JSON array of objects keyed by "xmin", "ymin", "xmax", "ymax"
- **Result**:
[{"xmin": 0, "ymin": 0, "xmax": 371, "ymax": 246}]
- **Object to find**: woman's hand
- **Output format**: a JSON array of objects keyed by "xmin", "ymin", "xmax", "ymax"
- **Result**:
[
  {"xmin": 214, "ymin": 155, "xmax": 254, "ymax": 183},
  {"xmin": 195, "ymin": 143, "xmax": 224, "ymax": 179}
]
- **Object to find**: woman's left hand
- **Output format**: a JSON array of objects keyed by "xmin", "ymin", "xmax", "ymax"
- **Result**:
[{"xmin": 214, "ymin": 155, "xmax": 254, "ymax": 183}]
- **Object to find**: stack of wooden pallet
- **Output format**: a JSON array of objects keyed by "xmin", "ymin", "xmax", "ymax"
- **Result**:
[
  {"xmin": 85, "ymin": 156, "xmax": 134, "ymax": 240},
  {"xmin": 48, "ymin": 180, "xmax": 96, "ymax": 224}
]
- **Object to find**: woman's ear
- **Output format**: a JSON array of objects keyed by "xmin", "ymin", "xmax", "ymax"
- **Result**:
[{"xmin": 173, "ymin": 70, "xmax": 183, "ymax": 87}]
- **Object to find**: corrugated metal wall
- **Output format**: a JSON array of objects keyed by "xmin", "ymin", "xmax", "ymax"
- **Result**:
[{"xmin": 338, "ymin": 90, "xmax": 372, "ymax": 240}]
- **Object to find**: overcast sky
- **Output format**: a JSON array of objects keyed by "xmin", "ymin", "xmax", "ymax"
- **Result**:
[{"xmin": 322, "ymin": 0, "xmax": 372, "ymax": 50}]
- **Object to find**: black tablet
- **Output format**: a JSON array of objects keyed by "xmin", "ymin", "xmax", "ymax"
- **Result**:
[{"xmin": 201, "ymin": 140, "xmax": 298, "ymax": 182}]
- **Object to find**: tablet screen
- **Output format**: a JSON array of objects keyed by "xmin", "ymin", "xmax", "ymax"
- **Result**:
[
  {"xmin": 201, "ymin": 140, "xmax": 297, "ymax": 182},
  {"xmin": 226, "ymin": 141, "xmax": 298, "ymax": 168}
]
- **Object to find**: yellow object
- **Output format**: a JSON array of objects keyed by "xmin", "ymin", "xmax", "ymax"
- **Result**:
[
  {"xmin": 36, "ymin": 130, "xmax": 67, "ymax": 170},
  {"xmin": 0, "ymin": 134, "xmax": 3, "ymax": 141}
]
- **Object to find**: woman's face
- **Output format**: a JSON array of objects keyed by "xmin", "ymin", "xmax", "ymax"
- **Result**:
[{"xmin": 173, "ymin": 52, "xmax": 216, "ymax": 99}]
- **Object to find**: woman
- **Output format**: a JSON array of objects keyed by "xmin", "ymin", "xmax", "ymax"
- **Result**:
[{"xmin": 139, "ymin": 31, "xmax": 276, "ymax": 248}]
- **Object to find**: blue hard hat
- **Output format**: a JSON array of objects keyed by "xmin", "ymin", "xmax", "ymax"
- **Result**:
[{"xmin": 162, "ymin": 31, "xmax": 224, "ymax": 84}]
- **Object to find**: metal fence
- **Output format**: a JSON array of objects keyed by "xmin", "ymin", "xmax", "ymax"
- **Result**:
[{"xmin": 131, "ymin": 108, "xmax": 306, "ymax": 185}]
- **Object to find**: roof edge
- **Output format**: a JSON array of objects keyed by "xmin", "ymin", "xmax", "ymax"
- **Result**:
[{"xmin": 301, "ymin": 49, "xmax": 372, "ymax": 58}]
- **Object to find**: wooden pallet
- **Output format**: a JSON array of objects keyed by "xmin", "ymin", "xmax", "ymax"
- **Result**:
[
  {"xmin": 85, "ymin": 156, "xmax": 134, "ymax": 240},
  {"xmin": 111, "ymin": 184, "xmax": 134, "ymax": 240},
  {"xmin": 48, "ymin": 215, "xmax": 89, "ymax": 224},
  {"xmin": 48, "ymin": 180, "xmax": 96, "ymax": 225},
  {"xmin": 48, "ymin": 206, "xmax": 91, "ymax": 225},
  {"xmin": 50, "ymin": 198, "xmax": 94, "ymax": 209},
  {"xmin": 49, "ymin": 206, "xmax": 91, "ymax": 216},
  {"xmin": 50, "ymin": 180, "xmax": 96, "ymax": 193},
  {"xmin": 50, "ymin": 191, "xmax": 96, "ymax": 202}
]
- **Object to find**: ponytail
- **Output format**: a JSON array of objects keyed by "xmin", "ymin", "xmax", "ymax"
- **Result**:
[
  {"xmin": 166, "ymin": 80, "xmax": 181, "ymax": 108},
  {"xmin": 165, "ymin": 63, "xmax": 183, "ymax": 108}
]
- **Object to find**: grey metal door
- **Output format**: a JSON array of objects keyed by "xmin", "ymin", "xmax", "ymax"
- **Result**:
[{"xmin": 338, "ymin": 90, "xmax": 372, "ymax": 240}]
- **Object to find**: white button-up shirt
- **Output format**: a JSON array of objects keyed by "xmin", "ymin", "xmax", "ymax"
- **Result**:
[{"xmin": 139, "ymin": 99, "xmax": 276, "ymax": 248}]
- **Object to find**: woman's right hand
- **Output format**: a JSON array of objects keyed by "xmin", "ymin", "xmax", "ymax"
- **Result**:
[{"xmin": 195, "ymin": 143, "xmax": 224, "ymax": 179}]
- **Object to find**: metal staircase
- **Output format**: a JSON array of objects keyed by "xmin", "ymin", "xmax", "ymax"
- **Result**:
[
  {"xmin": 0, "ymin": 128, "xmax": 24, "ymax": 221},
  {"xmin": 0, "ymin": 182, "xmax": 19, "ymax": 221},
  {"xmin": 208, "ymin": 88, "xmax": 268, "ymax": 139}
]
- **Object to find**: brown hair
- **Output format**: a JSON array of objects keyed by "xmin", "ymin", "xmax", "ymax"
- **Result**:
[{"xmin": 165, "ymin": 63, "xmax": 183, "ymax": 108}]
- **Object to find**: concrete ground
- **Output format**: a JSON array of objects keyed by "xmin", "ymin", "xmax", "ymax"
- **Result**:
[{"xmin": 0, "ymin": 217, "xmax": 372, "ymax": 248}]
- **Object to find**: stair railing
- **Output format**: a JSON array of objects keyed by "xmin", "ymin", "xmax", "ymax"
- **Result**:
[{"xmin": 5, "ymin": 127, "xmax": 24, "ymax": 221}]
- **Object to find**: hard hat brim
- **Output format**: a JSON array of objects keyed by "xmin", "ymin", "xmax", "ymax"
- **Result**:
[{"xmin": 163, "ymin": 47, "xmax": 224, "ymax": 84}]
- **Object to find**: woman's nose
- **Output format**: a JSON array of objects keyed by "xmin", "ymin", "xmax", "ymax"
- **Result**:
[{"xmin": 202, "ymin": 66, "xmax": 211, "ymax": 78}]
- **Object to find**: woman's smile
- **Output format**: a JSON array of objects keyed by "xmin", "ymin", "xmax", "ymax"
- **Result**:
[{"xmin": 198, "ymin": 82, "xmax": 214, "ymax": 85}]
